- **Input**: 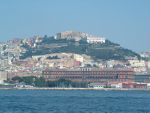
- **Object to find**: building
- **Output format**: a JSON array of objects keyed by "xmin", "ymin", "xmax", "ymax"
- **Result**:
[
  {"xmin": 56, "ymin": 31, "xmax": 106, "ymax": 43},
  {"xmin": 122, "ymin": 82, "xmax": 147, "ymax": 89},
  {"xmin": 128, "ymin": 60, "xmax": 146, "ymax": 67},
  {"xmin": 42, "ymin": 68, "xmax": 134, "ymax": 83},
  {"xmin": 86, "ymin": 36, "xmax": 105, "ymax": 44},
  {"xmin": 56, "ymin": 31, "xmax": 87, "ymax": 41},
  {"xmin": 110, "ymin": 82, "xmax": 122, "ymax": 88},
  {"xmin": 147, "ymin": 61, "xmax": 150, "ymax": 68},
  {"xmin": 134, "ymin": 74, "xmax": 150, "ymax": 83},
  {"xmin": 88, "ymin": 82, "xmax": 108, "ymax": 88},
  {"xmin": 73, "ymin": 54, "xmax": 84, "ymax": 62},
  {"xmin": 0, "ymin": 71, "xmax": 8, "ymax": 84}
]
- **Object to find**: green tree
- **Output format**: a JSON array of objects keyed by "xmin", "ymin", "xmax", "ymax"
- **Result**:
[
  {"xmin": 12, "ymin": 76, "xmax": 23, "ymax": 82},
  {"xmin": 34, "ymin": 77, "xmax": 47, "ymax": 87}
]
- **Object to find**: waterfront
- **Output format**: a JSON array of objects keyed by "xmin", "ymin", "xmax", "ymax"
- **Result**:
[{"xmin": 0, "ymin": 90, "xmax": 150, "ymax": 113}]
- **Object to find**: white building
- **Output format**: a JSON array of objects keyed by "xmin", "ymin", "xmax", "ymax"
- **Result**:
[
  {"xmin": 89, "ymin": 82, "xmax": 107, "ymax": 88},
  {"xmin": 147, "ymin": 83, "xmax": 150, "ymax": 88},
  {"xmin": 111, "ymin": 83, "xmax": 122, "ymax": 88},
  {"xmin": 86, "ymin": 36, "xmax": 105, "ymax": 44}
]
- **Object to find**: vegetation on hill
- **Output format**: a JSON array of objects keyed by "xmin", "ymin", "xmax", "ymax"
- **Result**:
[{"xmin": 20, "ymin": 36, "xmax": 140, "ymax": 60}]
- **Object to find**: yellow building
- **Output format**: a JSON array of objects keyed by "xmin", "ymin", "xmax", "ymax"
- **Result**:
[{"xmin": 73, "ymin": 54, "xmax": 84, "ymax": 62}]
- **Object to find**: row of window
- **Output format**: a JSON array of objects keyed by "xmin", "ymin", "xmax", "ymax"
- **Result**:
[
  {"xmin": 45, "ymin": 76, "xmax": 119, "ymax": 79},
  {"xmin": 43, "ymin": 71, "xmax": 133, "ymax": 75}
]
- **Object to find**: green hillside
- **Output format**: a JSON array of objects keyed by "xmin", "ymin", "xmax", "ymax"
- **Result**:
[{"xmin": 20, "ymin": 36, "xmax": 140, "ymax": 60}]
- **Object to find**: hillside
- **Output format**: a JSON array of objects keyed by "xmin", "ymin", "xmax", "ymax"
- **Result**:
[{"xmin": 20, "ymin": 32, "xmax": 140, "ymax": 60}]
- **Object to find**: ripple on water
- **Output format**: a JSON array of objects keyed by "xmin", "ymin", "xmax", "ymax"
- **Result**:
[{"xmin": 0, "ymin": 90, "xmax": 150, "ymax": 113}]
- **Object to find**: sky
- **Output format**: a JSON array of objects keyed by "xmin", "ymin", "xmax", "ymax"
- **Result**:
[{"xmin": 0, "ymin": 0, "xmax": 150, "ymax": 52}]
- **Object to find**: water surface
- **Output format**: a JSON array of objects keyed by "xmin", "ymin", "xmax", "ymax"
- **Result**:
[{"xmin": 0, "ymin": 90, "xmax": 150, "ymax": 113}]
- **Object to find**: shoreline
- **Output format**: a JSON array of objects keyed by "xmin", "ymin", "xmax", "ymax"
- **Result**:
[{"xmin": 1, "ymin": 87, "xmax": 150, "ymax": 91}]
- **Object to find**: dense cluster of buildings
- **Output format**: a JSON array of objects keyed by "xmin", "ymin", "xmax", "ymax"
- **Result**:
[{"xmin": 0, "ymin": 31, "xmax": 150, "ymax": 89}]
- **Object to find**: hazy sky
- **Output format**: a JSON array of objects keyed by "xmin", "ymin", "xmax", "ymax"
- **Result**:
[{"xmin": 0, "ymin": 0, "xmax": 150, "ymax": 52}]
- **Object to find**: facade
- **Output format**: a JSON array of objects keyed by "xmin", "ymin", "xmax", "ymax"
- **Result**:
[
  {"xmin": 73, "ymin": 54, "xmax": 84, "ymax": 62},
  {"xmin": 0, "ymin": 71, "xmax": 8, "ymax": 84},
  {"xmin": 56, "ymin": 31, "xmax": 87, "ymax": 41},
  {"xmin": 42, "ymin": 68, "xmax": 134, "ymax": 83},
  {"xmin": 86, "ymin": 36, "xmax": 105, "ymax": 44},
  {"xmin": 129, "ymin": 60, "xmax": 146, "ymax": 67},
  {"xmin": 88, "ymin": 82, "xmax": 108, "ymax": 88},
  {"xmin": 122, "ymin": 82, "xmax": 147, "ymax": 89},
  {"xmin": 56, "ymin": 31, "xmax": 106, "ymax": 43},
  {"xmin": 110, "ymin": 82, "xmax": 122, "ymax": 88},
  {"xmin": 134, "ymin": 74, "xmax": 150, "ymax": 83}
]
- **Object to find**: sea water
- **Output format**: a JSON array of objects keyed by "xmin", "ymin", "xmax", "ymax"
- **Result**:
[{"xmin": 0, "ymin": 90, "xmax": 150, "ymax": 113}]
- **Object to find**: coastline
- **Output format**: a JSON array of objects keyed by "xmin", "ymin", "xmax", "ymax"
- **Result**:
[{"xmin": 1, "ymin": 87, "xmax": 150, "ymax": 91}]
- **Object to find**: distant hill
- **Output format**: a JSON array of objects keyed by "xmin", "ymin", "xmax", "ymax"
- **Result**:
[{"xmin": 20, "ymin": 31, "xmax": 141, "ymax": 60}]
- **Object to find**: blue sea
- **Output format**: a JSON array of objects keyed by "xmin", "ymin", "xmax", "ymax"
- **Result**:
[{"xmin": 0, "ymin": 90, "xmax": 150, "ymax": 113}]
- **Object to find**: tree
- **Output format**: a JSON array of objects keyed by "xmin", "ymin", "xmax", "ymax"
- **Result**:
[
  {"xmin": 12, "ymin": 76, "xmax": 23, "ymax": 82},
  {"xmin": 34, "ymin": 77, "xmax": 47, "ymax": 87}
]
